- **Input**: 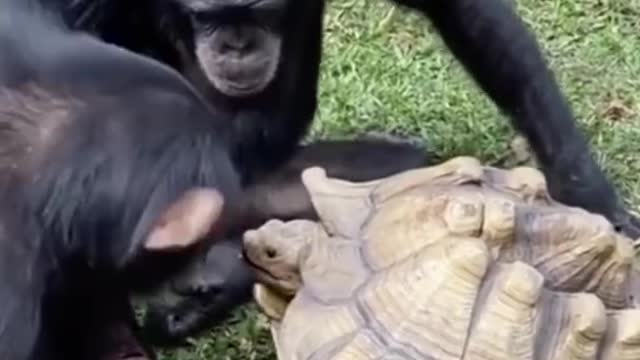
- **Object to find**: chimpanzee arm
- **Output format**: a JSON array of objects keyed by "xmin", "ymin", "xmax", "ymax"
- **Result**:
[
  {"xmin": 387, "ymin": 0, "xmax": 640, "ymax": 237},
  {"xmin": 290, "ymin": 137, "xmax": 429, "ymax": 182},
  {"xmin": 240, "ymin": 138, "xmax": 428, "ymax": 228}
]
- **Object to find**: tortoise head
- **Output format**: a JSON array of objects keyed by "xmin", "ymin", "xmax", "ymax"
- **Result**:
[{"xmin": 242, "ymin": 219, "xmax": 326, "ymax": 297}]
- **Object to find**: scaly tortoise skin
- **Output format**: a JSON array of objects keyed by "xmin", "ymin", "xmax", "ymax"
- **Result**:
[{"xmin": 242, "ymin": 156, "xmax": 640, "ymax": 360}]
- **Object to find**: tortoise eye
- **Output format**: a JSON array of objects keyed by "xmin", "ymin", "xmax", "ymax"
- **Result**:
[{"xmin": 265, "ymin": 246, "xmax": 277, "ymax": 259}]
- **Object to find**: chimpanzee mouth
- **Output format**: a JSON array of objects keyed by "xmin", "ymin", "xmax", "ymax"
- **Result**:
[
  {"xmin": 216, "ymin": 77, "xmax": 268, "ymax": 97},
  {"xmin": 210, "ymin": 57, "xmax": 275, "ymax": 97},
  {"xmin": 142, "ymin": 305, "xmax": 205, "ymax": 346},
  {"xmin": 196, "ymin": 28, "xmax": 281, "ymax": 97}
]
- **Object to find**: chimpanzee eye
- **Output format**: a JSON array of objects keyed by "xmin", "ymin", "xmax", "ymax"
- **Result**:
[
  {"xmin": 252, "ymin": 8, "xmax": 284, "ymax": 29},
  {"xmin": 190, "ymin": 10, "xmax": 213, "ymax": 24}
]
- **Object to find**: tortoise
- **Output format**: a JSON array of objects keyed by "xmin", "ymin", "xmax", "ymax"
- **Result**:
[{"xmin": 242, "ymin": 156, "xmax": 640, "ymax": 360}]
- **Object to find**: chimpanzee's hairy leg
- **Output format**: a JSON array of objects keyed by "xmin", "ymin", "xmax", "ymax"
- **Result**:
[
  {"xmin": 389, "ymin": 0, "xmax": 640, "ymax": 237},
  {"xmin": 244, "ymin": 137, "xmax": 430, "ymax": 226}
]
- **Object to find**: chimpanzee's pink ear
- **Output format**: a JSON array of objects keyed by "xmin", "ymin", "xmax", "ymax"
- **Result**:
[{"xmin": 144, "ymin": 188, "xmax": 225, "ymax": 252}]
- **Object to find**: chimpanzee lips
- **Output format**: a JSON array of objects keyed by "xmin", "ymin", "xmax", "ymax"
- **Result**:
[
  {"xmin": 196, "ymin": 35, "xmax": 281, "ymax": 97},
  {"xmin": 211, "ymin": 57, "xmax": 273, "ymax": 96}
]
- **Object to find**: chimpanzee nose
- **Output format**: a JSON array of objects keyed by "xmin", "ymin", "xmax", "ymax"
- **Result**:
[
  {"xmin": 220, "ymin": 26, "xmax": 254, "ymax": 53},
  {"xmin": 141, "ymin": 309, "xmax": 191, "ymax": 346}
]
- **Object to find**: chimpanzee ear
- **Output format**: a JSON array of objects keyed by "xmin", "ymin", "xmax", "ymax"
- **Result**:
[{"xmin": 144, "ymin": 188, "xmax": 225, "ymax": 252}]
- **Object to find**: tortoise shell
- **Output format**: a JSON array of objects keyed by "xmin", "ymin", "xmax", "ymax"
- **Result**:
[{"xmin": 243, "ymin": 156, "xmax": 640, "ymax": 360}]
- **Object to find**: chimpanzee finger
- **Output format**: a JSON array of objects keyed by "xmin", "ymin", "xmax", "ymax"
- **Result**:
[
  {"xmin": 624, "ymin": 213, "xmax": 640, "ymax": 244},
  {"xmin": 612, "ymin": 209, "xmax": 640, "ymax": 242}
]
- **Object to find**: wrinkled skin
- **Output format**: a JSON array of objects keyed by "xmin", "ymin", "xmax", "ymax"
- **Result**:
[
  {"xmin": 194, "ymin": 23, "xmax": 281, "ymax": 97},
  {"xmin": 242, "ymin": 219, "xmax": 323, "ymax": 296}
]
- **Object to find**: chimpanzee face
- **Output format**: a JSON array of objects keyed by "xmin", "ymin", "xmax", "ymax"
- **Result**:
[
  {"xmin": 140, "ymin": 237, "xmax": 256, "ymax": 343},
  {"xmin": 177, "ymin": 0, "xmax": 285, "ymax": 98}
]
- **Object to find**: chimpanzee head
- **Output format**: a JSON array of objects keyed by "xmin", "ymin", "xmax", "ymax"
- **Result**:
[
  {"xmin": 174, "ymin": 0, "xmax": 286, "ymax": 98},
  {"xmin": 140, "ymin": 236, "xmax": 256, "ymax": 344}
]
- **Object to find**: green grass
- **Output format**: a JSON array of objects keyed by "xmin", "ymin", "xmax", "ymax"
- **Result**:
[{"xmin": 158, "ymin": 0, "xmax": 640, "ymax": 358}]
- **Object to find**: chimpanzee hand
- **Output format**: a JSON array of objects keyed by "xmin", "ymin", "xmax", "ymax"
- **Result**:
[
  {"xmin": 610, "ymin": 208, "xmax": 640, "ymax": 241},
  {"xmin": 544, "ymin": 160, "xmax": 640, "ymax": 241},
  {"xmin": 85, "ymin": 290, "xmax": 156, "ymax": 360},
  {"xmin": 95, "ymin": 320, "xmax": 154, "ymax": 360},
  {"xmin": 557, "ymin": 189, "xmax": 640, "ymax": 240}
]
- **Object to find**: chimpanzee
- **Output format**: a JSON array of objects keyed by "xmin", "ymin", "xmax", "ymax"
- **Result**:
[
  {"xmin": 0, "ymin": 1, "xmax": 251, "ymax": 359},
  {"xmin": 52, "ymin": 0, "xmax": 640, "ymax": 237}
]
